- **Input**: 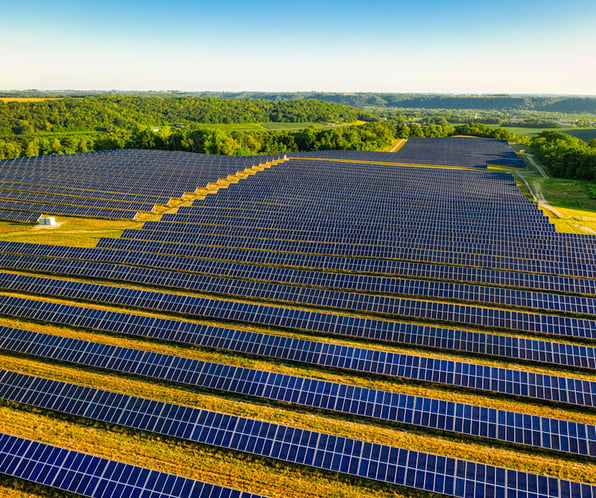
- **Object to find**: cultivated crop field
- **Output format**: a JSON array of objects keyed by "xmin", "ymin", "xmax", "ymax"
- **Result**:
[
  {"xmin": 0, "ymin": 140, "xmax": 594, "ymax": 497},
  {"xmin": 0, "ymin": 98, "xmax": 64, "ymax": 103}
]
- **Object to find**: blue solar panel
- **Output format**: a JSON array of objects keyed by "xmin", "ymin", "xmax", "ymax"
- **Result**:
[
  {"xmin": 2, "ymin": 249, "xmax": 594, "ymax": 320},
  {"xmin": 0, "ymin": 272, "xmax": 593, "ymax": 349},
  {"xmin": 97, "ymin": 236, "xmax": 596, "ymax": 279},
  {"xmin": 0, "ymin": 209, "xmax": 40, "ymax": 223}
]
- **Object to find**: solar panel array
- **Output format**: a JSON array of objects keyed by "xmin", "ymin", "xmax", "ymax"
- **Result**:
[
  {"xmin": 0, "ymin": 149, "xmax": 284, "ymax": 221},
  {"xmin": 1, "ymin": 143, "xmax": 595, "ymax": 497},
  {"xmin": 1, "ymin": 270, "xmax": 596, "ymax": 363},
  {"xmin": 1, "ymin": 335, "xmax": 594, "ymax": 457},
  {"xmin": 288, "ymin": 137, "xmax": 526, "ymax": 168}
]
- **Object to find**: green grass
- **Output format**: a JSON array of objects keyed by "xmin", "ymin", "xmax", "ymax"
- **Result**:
[
  {"xmin": 513, "ymin": 171, "xmax": 596, "ymax": 234},
  {"xmin": 192, "ymin": 121, "xmax": 365, "ymax": 132},
  {"xmin": 537, "ymin": 178, "xmax": 596, "ymax": 211}
]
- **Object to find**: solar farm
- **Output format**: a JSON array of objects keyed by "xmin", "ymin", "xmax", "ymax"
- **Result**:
[{"xmin": 0, "ymin": 137, "xmax": 594, "ymax": 498}]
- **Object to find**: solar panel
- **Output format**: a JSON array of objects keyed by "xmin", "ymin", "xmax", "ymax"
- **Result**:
[
  {"xmin": 97, "ymin": 236, "xmax": 596, "ymax": 279},
  {"xmin": 0, "ymin": 256, "xmax": 592, "ymax": 370},
  {"xmin": 0, "ymin": 209, "xmax": 40, "ymax": 223},
  {"xmin": 2, "ymin": 249, "xmax": 595, "ymax": 318},
  {"xmin": 2, "ymin": 239, "xmax": 594, "ymax": 296}
]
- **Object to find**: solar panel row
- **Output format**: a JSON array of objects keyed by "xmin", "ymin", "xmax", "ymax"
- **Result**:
[
  {"xmin": 0, "ymin": 209, "xmax": 41, "ymax": 223},
  {"xmin": 0, "ymin": 190, "xmax": 156, "ymax": 212},
  {"xmin": 127, "ymin": 225, "xmax": 595, "ymax": 264},
  {"xmin": 3, "ymin": 269, "xmax": 593, "ymax": 342},
  {"xmin": 0, "ymin": 262, "xmax": 592, "ymax": 370},
  {"xmin": 0, "ymin": 181, "xmax": 172, "ymax": 204},
  {"xmin": 0, "ymin": 199, "xmax": 138, "ymax": 220},
  {"xmin": 1, "ymin": 248, "xmax": 594, "ymax": 318},
  {"xmin": 164, "ymin": 209, "xmax": 593, "ymax": 249},
  {"xmin": 289, "ymin": 139, "xmax": 526, "ymax": 168},
  {"xmin": 147, "ymin": 218, "xmax": 574, "ymax": 248}
]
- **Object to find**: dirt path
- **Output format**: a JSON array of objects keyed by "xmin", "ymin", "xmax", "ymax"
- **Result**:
[
  {"xmin": 515, "ymin": 162, "xmax": 564, "ymax": 219},
  {"xmin": 387, "ymin": 139, "xmax": 407, "ymax": 152},
  {"xmin": 524, "ymin": 154, "xmax": 548, "ymax": 179}
]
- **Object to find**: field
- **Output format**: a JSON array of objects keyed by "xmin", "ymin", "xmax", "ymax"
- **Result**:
[
  {"xmin": 502, "ymin": 126, "xmax": 596, "ymax": 142},
  {"xmin": 192, "ymin": 121, "xmax": 366, "ymax": 132},
  {"xmin": 0, "ymin": 144, "xmax": 594, "ymax": 497},
  {"xmin": 0, "ymin": 98, "xmax": 63, "ymax": 103}
]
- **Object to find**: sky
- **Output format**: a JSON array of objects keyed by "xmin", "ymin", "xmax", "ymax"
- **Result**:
[{"xmin": 1, "ymin": 0, "xmax": 595, "ymax": 94}]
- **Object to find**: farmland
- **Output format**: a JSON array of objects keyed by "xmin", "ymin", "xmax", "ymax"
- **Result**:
[
  {"xmin": 502, "ymin": 126, "xmax": 596, "ymax": 143},
  {"xmin": 0, "ymin": 139, "xmax": 594, "ymax": 497}
]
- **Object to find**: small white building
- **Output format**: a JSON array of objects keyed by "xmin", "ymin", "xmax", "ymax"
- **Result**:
[{"xmin": 38, "ymin": 216, "xmax": 57, "ymax": 226}]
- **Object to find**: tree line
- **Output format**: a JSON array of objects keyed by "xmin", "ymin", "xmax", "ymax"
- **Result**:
[
  {"xmin": 5, "ymin": 91, "xmax": 596, "ymax": 114},
  {"xmin": 0, "ymin": 123, "xmax": 396, "ymax": 158}
]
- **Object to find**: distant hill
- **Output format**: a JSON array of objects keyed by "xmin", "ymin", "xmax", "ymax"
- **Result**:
[
  {"xmin": 1, "ymin": 91, "xmax": 595, "ymax": 114},
  {"xmin": 190, "ymin": 93, "xmax": 596, "ymax": 114}
]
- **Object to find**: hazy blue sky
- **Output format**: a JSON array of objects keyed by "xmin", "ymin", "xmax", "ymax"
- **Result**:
[{"xmin": 1, "ymin": 0, "xmax": 595, "ymax": 94}]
